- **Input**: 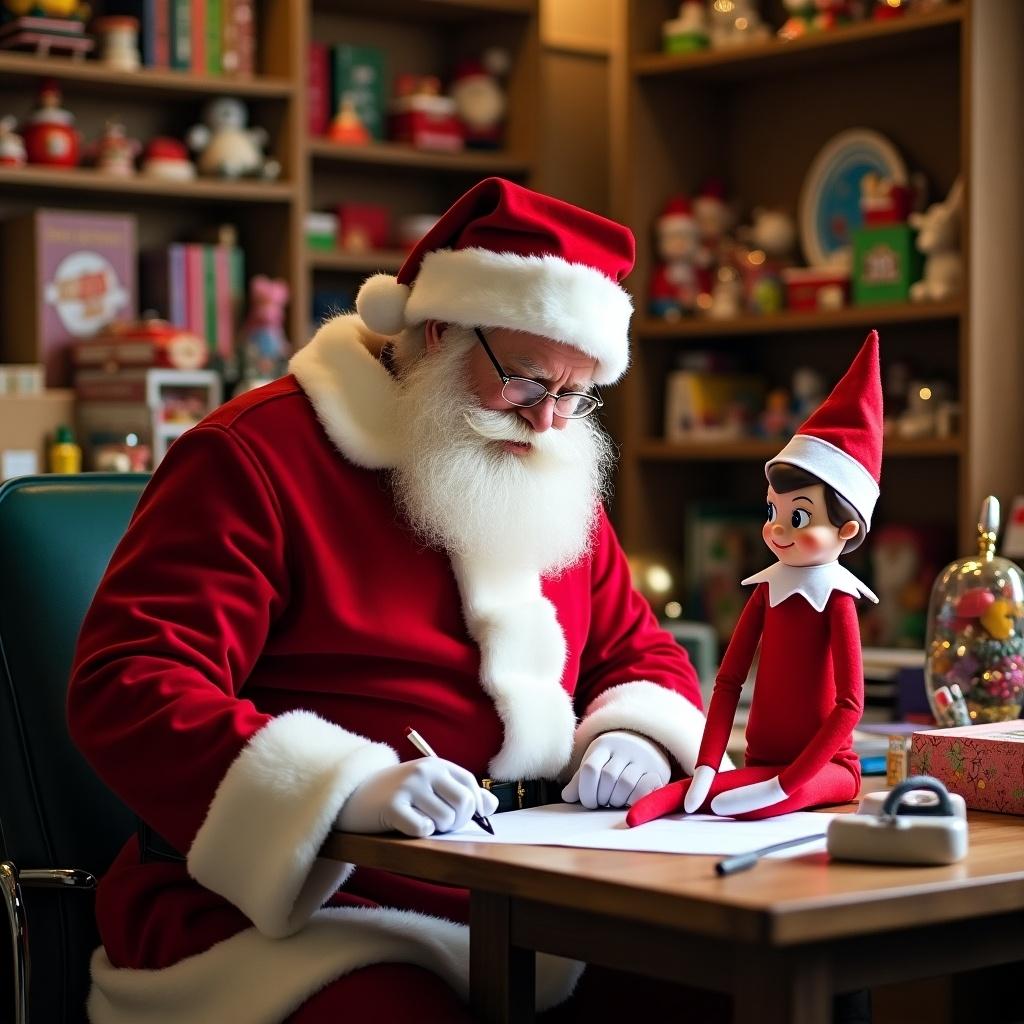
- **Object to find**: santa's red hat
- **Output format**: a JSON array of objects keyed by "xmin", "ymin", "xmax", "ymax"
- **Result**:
[
  {"xmin": 766, "ymin": 330, "xmax": 883, "ymax": 529},
  {"xmin": 355, "ymin": 177, "xmax": 636, "ymax": 384},
  {"xmin": 659, "ymin": 195, "xmax": 693, "ymax": 222}
]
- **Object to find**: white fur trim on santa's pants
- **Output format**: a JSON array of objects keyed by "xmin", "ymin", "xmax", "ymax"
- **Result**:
[
  {"xmin": 188, "ymin": 711, "xmax": 399, "ymax": 939},
  {"xmin": 566, "ymin": 680, "xmax": 733, "ymax": 778},
  {"xmin": 87, "ymin": 906, "xmax": 585, "ymax": 1024}
]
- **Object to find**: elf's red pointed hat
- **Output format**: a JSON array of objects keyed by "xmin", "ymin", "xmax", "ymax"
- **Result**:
[
  {"xmin": 355, "ymin": 177, "xmax": 636, "ymax": 384},
  {"xmin": 766, "ymin": 330, "xmax": 883, "ymax": 529}
]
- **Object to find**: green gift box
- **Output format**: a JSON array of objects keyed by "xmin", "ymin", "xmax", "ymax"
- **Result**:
[{"xmin": 852, "ymin": 224, "xmax": 923, "ymax": 306}]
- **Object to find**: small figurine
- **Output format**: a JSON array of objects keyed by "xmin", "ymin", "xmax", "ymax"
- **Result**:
[
  {"xmin": 648, "ymin": 195, "xmax": 701, "ymax": 320},
  {"xmin": 327, "ymin": 94, "xmax": 371, "ymax": 145},
  {"xmin": 22, "ymin": 79, "xmax": 79, "ymax": 167},
  {"xmin": 140, "ymin": 136, "xmax": 195, "ymax": 180},
  {"xmin": 662, "ymin": 0, "xmax": 710, "ymax": 54},
  {"xmin": 93, "ymin": 15, "xmax": 140, "ymax": 71},
  {"xmin": 778, "ymin": 0, "xmax": 864, "ymax": 40},
  {"xmin": 630, "ymin": 331, "xmax": 882, "ymax": 824},
  {"xmin": 187, "ymin": 97, "xmax": 281, "ymax": 180},
  {"xmin": 790, "ymin": 365, "xmax": 826, "ymax": 425},
  {"xmin": 758, "ymin": 387, "xmax": 793, "ymax": 439},
  {"xmin": 389, "ymin": 74, "xmax": 464, "ymax": 152},
  {"xmin": 705, "ymin": 263, "xmax": 744, "ymax": 319},
  {"xmin": 692, "ymin": 178, "xmax": 736, "ymax": 296},
  {"xmin": 450, "ymin": 48, "xmax": 509, "ymax": 150},
  {"xmin": 0, "ymin": 115, "xmax": 26, "ymax": 166},
  {"xmin": 238, "ymin": 275, "xmax": 290, "ymax": 387},
  {"xmin": 908, "ymin": 177, "xmax": 962, "ymax": 303},
  {"xmin": 895, "ymin": 378, "xmax": 949, "ymax": 439},
  {"xmin": 94, "ymin": 120, "xmax": 140, "ymax": 176},
  {"xmin": 708, "ymin": 0, "xmax": 771, "ymax": 48},
  {"xmin": 737, "ymin": 208, "xmax": 796, "ymax": 314}
]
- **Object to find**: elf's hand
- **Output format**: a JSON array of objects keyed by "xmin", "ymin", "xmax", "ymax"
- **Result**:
[
  {"xmin": 709, "ymin": 775, "xmax": 788, "ymax": 817},
  {"xmin": 336, "ymin": 758, "xmax": 499, "ymax": 838},
  {"xmin": 683, "ymin": 764, "xmax": 716, "ymax": 813},
  {"xmin": 562, "ymin": 730, "xmax": 671, "ymax": 809}
]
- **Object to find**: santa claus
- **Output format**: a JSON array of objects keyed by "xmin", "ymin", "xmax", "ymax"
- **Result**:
[{"xmin": 68, "ymin": 177, "xmax": 714, "ymax": 1021}]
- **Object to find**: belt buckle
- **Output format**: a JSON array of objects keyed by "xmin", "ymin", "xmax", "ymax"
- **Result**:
[
  {"xmin": 516, "ymin": 781, "xmax": 526, "ymax": 809},
  {"xmin": 481, "ymin": 778, "xmax": 493, "ymax": 791}
]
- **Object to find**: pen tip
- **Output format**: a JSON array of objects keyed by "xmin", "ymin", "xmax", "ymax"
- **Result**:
[
  {"xmin": 403, "ymin": 725, "xmax": 414, "ymax": 737},
  {"xmin": 478, "ymin": 817, "xmax": 494, "ymax": 835}
]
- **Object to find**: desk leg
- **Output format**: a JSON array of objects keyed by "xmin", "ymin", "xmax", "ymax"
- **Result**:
[
  {"xmin": 470, "ymin": 892, "xmax": 535, "ymax": 1024},
  {"xmin": 733, "ymin": 949, "xmax": 830, "ymax": 1024}
]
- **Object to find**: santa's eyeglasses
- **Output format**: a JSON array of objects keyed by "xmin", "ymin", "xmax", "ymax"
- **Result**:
[{"xmin": 473, "ymin": 327, "xmax": 604, "ymax": 420}]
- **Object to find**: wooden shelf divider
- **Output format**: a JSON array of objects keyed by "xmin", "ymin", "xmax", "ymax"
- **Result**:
[{"xmin": 308, "ymin": 138, "xmax": 531, "ymax": 176}]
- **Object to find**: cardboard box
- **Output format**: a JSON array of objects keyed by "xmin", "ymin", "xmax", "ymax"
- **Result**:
[
  {"xmin": 0, "ymin": 210, "xmax": 137, "ymax": 387},
  {"xmin": 852, "ymin": 223, "xmax": 923, "ymax": 305},
  {"xmin": 0, "ymin": 389, "xmax": 75, "ymax": 477},
  {"xmin": 909, "ymin": 721, "xmax": 1024, "ymax": 816}
]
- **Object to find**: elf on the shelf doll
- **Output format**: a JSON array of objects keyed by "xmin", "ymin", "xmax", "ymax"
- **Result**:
[{"xmin": 628, "ymin": 330, "xmax": 882, "ymax": 824}]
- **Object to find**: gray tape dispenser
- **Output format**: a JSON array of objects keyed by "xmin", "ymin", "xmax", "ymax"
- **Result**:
[{"xmin": 827, "ymin": 776, "xmax": 968, "ymax": 865}]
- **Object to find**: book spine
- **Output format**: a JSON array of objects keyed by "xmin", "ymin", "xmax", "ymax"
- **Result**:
[
  {"xmin": 139, "ymin": 0, "xmax": 156, "ymax": 66},
  {"xmin": 214, "ymin": 245, "xmax": 232, "ymax": 360},
  {"xmin": 185, "ymin": 245, "xmax": 206, "ymax": 346},
  {"xmin": 234, "ymin": 0, "xmax": 254, "ymax": 75},
  {"xmin": 228, "ymin": 245, "xmax": 245, "ymax": 338},
  {"xmin": 167, "ymin": 244, "xmax": 187, "ymax": 328},
  {"xmin": 203, "ymin": 246, "xmax": 218, "ymax": 360},
  {"xmin": 153, "ymin": 0, "xmax": 170, "ymax": 67},
  {"xmin": 190, "ymin": 0, "xmax": 206, "ymax": 74},
  {"xmin": 308, "ymin": 42, "xmax": 329, "ymax": 136},
  {"xmin": 221, "ymin": 0, "xmax": 238, "ymax": 74},
  {"xmin": 170, "ymin": 0, "xmax": 191, "ymax": 70},
  {"xmin": 206, "ymin": 0, "xmax": 222, "ymax": 75}
]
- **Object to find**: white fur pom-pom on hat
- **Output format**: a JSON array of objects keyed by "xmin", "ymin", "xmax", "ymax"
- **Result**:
[{"xmin": 355, "ymin": 273, "xmax": 411, "ymax": 337}]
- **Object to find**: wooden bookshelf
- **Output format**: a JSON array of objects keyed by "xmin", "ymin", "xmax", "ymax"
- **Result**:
[
  {"xmin": 307, "ymin": 249, "xmax": 407, "ymax": 273},
  {"xmin": 609, "ymin": 0, "xmax": 1024, "ymax": 580},
  {"xmin": 308, "ymin": 137, "xmax": 531, "ymax": 176}
]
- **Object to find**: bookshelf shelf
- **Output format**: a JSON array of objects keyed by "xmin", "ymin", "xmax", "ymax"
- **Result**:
[
  {"xmin": 636, "ymin": 437, "xmax": 963, "ymax": 462},
  {"xmin": 0, "ymin": 52, "xmax": 294, "ymax": 99},
  {"xmin": 631, "ymin": 6, "xmax": 964, "ymax": 81},
  {"xmin": 634, "ymin": 301, "xmax": 963, "ymax": 340},
  {"xmin": 311, "ymin": 0, "xmax": 536, "ymax": 20},
  {"xmin": 307, "ymin": 138, "xmax": 531, "ymax": 177},
  {"xmin": 308, "ymin": 249, "xmax": 407, "ymax": 273},
  {"xmin": 0, "ymin": 166, "xmax": 294, "ymax": 204}
]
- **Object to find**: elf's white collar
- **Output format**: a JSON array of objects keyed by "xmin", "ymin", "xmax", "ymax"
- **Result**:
[{"xmin": 742, "ymin": 560, "xmax": 878, "ymax": 612}]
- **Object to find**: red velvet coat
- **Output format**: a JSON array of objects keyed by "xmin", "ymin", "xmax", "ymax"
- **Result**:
[{"xmin": 67, "ymin": 315, "xmax": 707, "ymax": 1023}]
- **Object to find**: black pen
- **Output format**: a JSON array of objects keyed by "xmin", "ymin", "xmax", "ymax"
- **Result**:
[
  {"xmin": 404, "ymin": 726, "xmax": 494, "ymax": 835},
  {"xmin": 715, "ymin": 832, "xmax": 826, "ymax": 876}
]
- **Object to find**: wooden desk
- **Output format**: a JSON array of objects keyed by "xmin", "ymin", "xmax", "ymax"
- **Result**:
[{"xmin": 323, "ymin": 806, "xmax": 1024, "ymax": 1024}]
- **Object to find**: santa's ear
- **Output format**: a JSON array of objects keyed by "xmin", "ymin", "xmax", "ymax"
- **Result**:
[
  {"xmin": 839, "ymin": 520, "xmax": 860, "ymax": 541},
  {"xmin": 424, "ymin": 320, "xmax": 448, "ymax": 354}
]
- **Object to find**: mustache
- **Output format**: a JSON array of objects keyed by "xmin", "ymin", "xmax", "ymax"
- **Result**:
[{"xmin": 462, "ymin": 407, "xmax": 567, "ymax": 453}]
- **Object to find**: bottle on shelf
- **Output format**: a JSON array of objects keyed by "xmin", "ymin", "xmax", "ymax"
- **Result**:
[{"xmin": 49, "ymin": 424, "xmax": 82, "ymax": 474}]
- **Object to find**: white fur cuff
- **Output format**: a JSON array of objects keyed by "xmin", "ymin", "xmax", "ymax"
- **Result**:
[
  {"xmin": 187, "ymin": 711, "xmax": 399, "ymax": 938},
  {"xmin": 566, "ymin": 681, "xmax": 733, "ymax": 780}
]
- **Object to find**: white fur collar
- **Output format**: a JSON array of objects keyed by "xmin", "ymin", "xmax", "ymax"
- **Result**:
[
  {"xmin": 290, "ymin": 315, "xmax": 576, "ymax": 780},
  {"xmin": 742, "ymin": 561, "xmax": 878, "ymax": 612},
  {"xmin": 289, "ymin": 314, "xmax": 404, "ymax": 469}
]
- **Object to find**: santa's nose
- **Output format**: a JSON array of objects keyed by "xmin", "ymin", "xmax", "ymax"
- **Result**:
[{"xmin": 517, "ymin": 397, "xmax": 566, "ymax": 432}]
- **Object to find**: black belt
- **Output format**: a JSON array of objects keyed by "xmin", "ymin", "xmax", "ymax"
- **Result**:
[
  {"xmin": 482, "ymin": 778, "xmax": 558, "ymax": 813},
  {"xmin": 137, "ymin": 779, "xmax": 559, "ymax": 865}
]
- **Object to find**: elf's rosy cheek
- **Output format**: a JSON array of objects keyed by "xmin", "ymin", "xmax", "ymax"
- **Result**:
[{"xmin": 796, "ymin": 529, "xmax": 828, "ymax": 554}]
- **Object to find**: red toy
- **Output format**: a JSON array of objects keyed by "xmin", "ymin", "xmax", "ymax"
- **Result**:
[
  {"xmin": 72, "ymin": 317, "xmax": 208, "ymax": 372},
  {"xmin": 629, "ymin": 331, "xmax": 883, "ymax": 824},
  {"xmin": 22, "ymin": 78, "xmax": 79, "ymax": 167}
]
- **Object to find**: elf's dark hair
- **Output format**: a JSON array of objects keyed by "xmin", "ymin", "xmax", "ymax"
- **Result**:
[{"xmin": 766, "ymin": 462, "xmax": 867, "ymax": 554}]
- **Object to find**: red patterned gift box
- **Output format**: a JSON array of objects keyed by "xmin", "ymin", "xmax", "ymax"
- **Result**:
[{"xmin": 910, "ymin": 722, "xmax": 1024, "ymax": 816}]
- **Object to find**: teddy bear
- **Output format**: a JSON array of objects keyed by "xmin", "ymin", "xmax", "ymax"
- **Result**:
[{"xmin": 187, "ymin": 97, "xmax": 280, "ymax": 180}]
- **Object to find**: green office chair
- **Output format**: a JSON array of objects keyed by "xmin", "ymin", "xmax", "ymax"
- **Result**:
[{"xmin": 0, "ymin": 474, "xmax": 148, "ymax": 1024}]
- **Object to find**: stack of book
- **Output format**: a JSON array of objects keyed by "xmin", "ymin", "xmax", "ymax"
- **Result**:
[
  {"xmin": 141, "ymin": 241, "xmax": 245, "ymax": 367},
  {"xmin": 105, "ymin": 0, "xmax": 256, "ymax": 75}
]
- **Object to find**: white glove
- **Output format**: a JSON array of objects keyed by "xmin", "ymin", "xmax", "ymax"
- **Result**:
[
  {"xmin": 683, "ymin": 764, "xmax": 717, "ymax": 814},
  {"xmin": 336, "ymin": 758, "xmax": 499, "ymax": 838},
  {"xmin": 710, "ymin": 775, "xmax": 788, "ymax": 817},
  {"xmin": 562, "ymin": 730, "xmax": 671, "ymax": 809}
]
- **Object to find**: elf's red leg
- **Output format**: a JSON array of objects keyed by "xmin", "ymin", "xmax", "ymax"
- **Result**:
[{"xmin": 726, "ymin": 762, "xmax": 860, "ymax": 820}]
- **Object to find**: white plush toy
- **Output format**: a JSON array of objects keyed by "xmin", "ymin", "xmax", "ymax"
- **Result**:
[
  {"xmin": 909, "ymin": 177, "xmax": 963, "ymax": 303},
  {"xmin": 187, "ymin": 97, "xmax": 281, "ymax": 180}
]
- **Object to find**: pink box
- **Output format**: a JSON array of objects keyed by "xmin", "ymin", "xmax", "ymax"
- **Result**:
[{"xmin": 909, "ymin": 721, "xmax": 1024, "ymax": 816}]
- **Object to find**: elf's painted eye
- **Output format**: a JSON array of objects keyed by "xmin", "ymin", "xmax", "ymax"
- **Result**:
[
  {"xmin": 767, "ymin": 502, "xmax": 776, "ymax": 523},
  {"xmin": 791, "ymin": 508, "xmax": 811, "ymax": 528}
]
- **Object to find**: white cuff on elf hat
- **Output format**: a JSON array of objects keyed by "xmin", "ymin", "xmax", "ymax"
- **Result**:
[
  {"xmin": 355, "ymin": 176, "xmax": 636, "ymax": 386},
  {"xmin": 766, "ymin": 329, "xmax": 883, "ymax": 530}
]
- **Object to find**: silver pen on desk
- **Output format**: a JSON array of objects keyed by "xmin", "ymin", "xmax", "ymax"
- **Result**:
[{"xmin": 404, "ymin": 726, "xmax": 495, "ymax": 835}]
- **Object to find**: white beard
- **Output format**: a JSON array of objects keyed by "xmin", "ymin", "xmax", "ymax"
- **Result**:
[{"xmin": 391, "ymin": 328, "xmax": 616, "ymax": 575}]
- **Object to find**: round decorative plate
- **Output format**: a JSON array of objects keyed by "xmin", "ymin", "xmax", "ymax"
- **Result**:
[{"xmin": 799, "ymin": 128, "xmax": 907, "ymax": 267}]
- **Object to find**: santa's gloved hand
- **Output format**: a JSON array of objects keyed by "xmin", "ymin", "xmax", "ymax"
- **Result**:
[
  {"xmin": 710, "ymin": 775, "xmax": 787, "ymax": 817},
  {"xmin": 562, "ymin": 730, "xmax": 671, "ymax": 809},
  {"xmin": 336, "ymin": 758, "xmax": 499, "ymax": 838}
]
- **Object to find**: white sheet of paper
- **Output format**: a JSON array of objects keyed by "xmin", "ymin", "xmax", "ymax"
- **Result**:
[{"xmin": 428, "ymin": 803, "xmax": 833, "ymax": 859}]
